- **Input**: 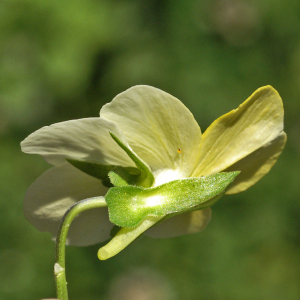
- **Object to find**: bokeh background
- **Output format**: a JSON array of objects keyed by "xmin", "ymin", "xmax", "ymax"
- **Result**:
[{"xmin": 1, "ymin": 0, "xmax": 300, "ymax": 299}]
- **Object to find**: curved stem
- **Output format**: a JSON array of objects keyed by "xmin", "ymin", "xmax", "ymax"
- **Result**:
[{"xmin": 54, "ymin": 197, "xmax": 107, "ymax": 300}]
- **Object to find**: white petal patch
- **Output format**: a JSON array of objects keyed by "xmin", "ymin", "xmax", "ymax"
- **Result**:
[{"xmin": 153, "ymin": 168, "xmax": 184, "ymax": 186}]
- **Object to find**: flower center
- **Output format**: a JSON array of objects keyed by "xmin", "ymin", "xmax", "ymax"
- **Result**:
[{"xmin": 153, "ymin": 169, "xmax": 183, "ymax": 186}]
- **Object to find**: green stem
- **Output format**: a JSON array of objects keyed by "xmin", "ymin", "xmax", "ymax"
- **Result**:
[{"xmin": 54, "ymin": 197, "xmax": 107, "ymax": 300}]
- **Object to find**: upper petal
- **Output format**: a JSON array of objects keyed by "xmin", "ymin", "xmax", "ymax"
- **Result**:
[
  {"xmin": 225, "ymin": 132, "xmax": 287, "ymax": 194},
  {"xmin": 21, "ymin": 118, "xmax": 135, "ymax": 167},
  {"xmin": 146, "ymin": 208, "xmax": 212, "ymax": 238},
  {"xmin": 100, "ymin": 86, "xmax": 202, "ymax": 183},
  {"xmin": 193, "ymin": 86, "xmax": 284, "ymax": 177},
  {"xmin": 23, "ymin": 162, "xmax": 113, "ymax": 246}
]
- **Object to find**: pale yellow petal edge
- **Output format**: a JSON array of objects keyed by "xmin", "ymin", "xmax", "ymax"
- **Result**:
[{"xmin": 225, "ymin": 132, "xmax": 287, "ymax": 194}]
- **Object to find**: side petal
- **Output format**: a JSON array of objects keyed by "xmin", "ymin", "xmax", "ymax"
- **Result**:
[
  {"xmin": 145, "ymin": 208, "xmax": 212, "ymax": 238},
  {"xmin": 225, "ymin": 132, "xmax": 287, "ymax": 194},
  {"xmin": 23, "ymin": 162, "xmax": 113, "ymax": 246},
  {"xmin": 100, "ymin": 86, "xmax": 202, "ymax": 184},
  {"xmin": 21, "ymin": 118, "xmax": 135, "ymax": 167},
  {"xmin": 193, "ymin": 86, "xmax": 284, "ymax": 177}
]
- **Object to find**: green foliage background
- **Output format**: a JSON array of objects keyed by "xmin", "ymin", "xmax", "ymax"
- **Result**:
[{"xmin": 1, "ymin": 0, "xmax": 300, "ymax": 299}]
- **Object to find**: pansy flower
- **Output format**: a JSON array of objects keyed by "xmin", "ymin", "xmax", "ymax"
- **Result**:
[{"xmin": 21, "ymin": 85, "xmax": 286, "ymax": 258}]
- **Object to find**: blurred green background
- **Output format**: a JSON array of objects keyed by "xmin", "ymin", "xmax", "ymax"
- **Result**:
[{"xmin": 1, "ymin": 0, "xmax": 300, "ymax": 299}]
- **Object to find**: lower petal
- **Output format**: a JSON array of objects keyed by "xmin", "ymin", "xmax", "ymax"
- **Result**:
[
  {"xmin": 24, "ymin": 162, "xmax": 113, "ymax": 246},
  {"xmin": 145, "ymin": 208, "xmax": 212, "ymax": 238}
]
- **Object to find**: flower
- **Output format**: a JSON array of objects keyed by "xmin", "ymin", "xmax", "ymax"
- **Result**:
[{"xmin": 21, "ymin": 85, "xmax": 286, "ymax": 249}]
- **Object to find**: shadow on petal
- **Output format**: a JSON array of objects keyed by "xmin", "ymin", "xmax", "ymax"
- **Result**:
[
  {"xmin": 146, "ymin": 208, "xmax": 212, "ymax": 238},
  {"xmin": 24, "ymin": 162, "xmax": 113, "ymax": 246}
]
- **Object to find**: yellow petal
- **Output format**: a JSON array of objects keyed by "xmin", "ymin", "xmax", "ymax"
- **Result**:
[
  {"xmin": 193, "ymin": 86, "xmax": 284, "ymax": 177},
  {"xmin": 146, "ymin": 208, "xmax": 212, "ymax": 238},
  {"xmin": 225, "ymin": 132, "xmax": 286, "ymax": 194},
  {"xmin": 100, "ymin": 85, "xmax": 202, "ymax": 184},
  {"xmin": 23, "ymin": 162, "xmax": 113, "ymax": 246}
]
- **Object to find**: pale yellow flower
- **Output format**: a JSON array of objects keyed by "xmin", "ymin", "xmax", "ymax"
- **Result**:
[{"xmin": 21, "ymin": 85, "xmax": 286, "ymax": 247}]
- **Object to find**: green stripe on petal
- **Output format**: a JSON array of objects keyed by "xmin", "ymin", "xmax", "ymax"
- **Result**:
[{"xmin": 105, "ymin": 171, "xmax": 239, "ymax": 228}]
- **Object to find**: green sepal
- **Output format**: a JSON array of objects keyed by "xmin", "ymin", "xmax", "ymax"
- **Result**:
[
  {"xmin": 110, "ymin": 133, "xmax": 155, "ymax": 188},
  {"xmin": 108, "ymin": 167, "xmax": 137, "ymax": 187},
  {"xmin": 105, "ymin": 171, "xmax": 240, "ymax": 228},
  {"xmin": 109, "ymin": 170, "xmax": 128, "ymax": 187},
  {"xmin": 66, "ymin": 158, "xmax": 140, "ymax": 187}
]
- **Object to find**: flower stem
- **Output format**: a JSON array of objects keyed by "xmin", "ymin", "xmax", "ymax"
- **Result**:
[{"xmin": 54, "ymin": 197, "xmax": 107, "ymax": 300}]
